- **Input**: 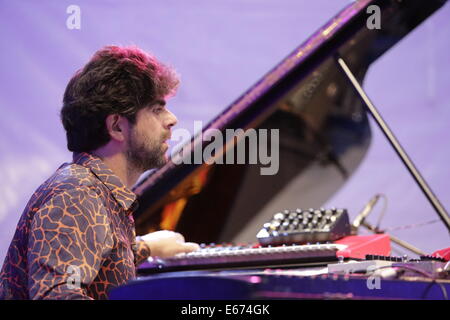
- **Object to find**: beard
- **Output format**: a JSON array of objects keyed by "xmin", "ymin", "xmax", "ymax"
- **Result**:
[{"xmin": 126, "ymin": 128, "xmax": 168, "ymax": 173}]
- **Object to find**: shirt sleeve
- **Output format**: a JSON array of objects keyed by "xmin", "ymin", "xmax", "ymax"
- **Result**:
[
  {"xmin": 134, "ymin": 237, "xmax": 151, "ymax": 266},
  {"xmin": 27, "ymin": 186, "xmax": 112, "ymax": 300}
]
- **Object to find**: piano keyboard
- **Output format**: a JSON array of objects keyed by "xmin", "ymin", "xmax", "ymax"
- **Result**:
[{"xmin": 138, "ymin": 243, "xmax": 348, "ymax": 274}]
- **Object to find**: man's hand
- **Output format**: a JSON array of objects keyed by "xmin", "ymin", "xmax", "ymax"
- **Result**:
[{"xmin": 139, "ymin": 230, "xmax": 200, "ymax": 258}]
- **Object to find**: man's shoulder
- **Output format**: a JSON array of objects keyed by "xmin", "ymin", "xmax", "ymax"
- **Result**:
[
  {"xmin": 18, "ymin": 162, "xmax": 107, "ymax": 221},
  {"xmin": 51, "ymin": 162, "xmax": 99, "ymax": 187},
  {"xmin": 35, "ymin": 162, "xmax": 103, "ymax": 200}
]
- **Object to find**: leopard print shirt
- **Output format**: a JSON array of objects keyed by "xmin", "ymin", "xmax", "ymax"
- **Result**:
[{"xmin": 0, "ymin": 152, "xmax": 151, "ymax": 300}]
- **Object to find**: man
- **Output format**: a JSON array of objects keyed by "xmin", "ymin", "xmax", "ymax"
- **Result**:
[{"xmin": 0, "ymin": 45, "xmax": 199, "ymax": 300}]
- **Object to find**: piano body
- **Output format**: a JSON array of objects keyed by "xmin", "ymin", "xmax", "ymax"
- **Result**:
[
  {"xmin": 133, "ymin": 0, "xmax": 447, "ymax": 244},
  {"xmin": 111, "ymin": 0, "xmax": 450, "ymax": 299}
]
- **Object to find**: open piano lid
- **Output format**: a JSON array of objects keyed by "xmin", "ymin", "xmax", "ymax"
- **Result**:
[{"xmin": 133, "ymin": 0, "xmax": 447, "ymax": 243}]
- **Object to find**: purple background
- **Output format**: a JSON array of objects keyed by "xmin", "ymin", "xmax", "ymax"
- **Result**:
[{"xmin": 0, "ymin": 0, "xmax": 449, "ymax": 263}]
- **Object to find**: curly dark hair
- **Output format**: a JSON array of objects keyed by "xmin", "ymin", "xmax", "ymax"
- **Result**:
[{"xmin": 60, "ymin": 45, "xmax": 179, "ymax": 152}]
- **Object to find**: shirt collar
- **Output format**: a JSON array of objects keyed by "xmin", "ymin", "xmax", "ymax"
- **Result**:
[{"xmin": 72, "ymin": 152, "xmax": 137, "ymax": 211}]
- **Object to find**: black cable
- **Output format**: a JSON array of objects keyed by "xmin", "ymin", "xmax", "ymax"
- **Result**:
[
  {"xmin": 422, "ymin": 279, "xmax": 448, "ymax": 300},
  {"xmin": 371, "ymin": 264, "xmax": 448, "ymax": 300}
]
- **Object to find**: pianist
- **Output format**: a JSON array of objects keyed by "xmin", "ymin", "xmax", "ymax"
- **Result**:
[{"xmin": 0, "ymin": 45, "xmax": 199, "ymax": 300}]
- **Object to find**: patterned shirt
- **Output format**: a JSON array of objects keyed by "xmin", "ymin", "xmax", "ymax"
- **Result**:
[{"xmin": 0, "ymin": 152, "xmax": 151, "ymax": 300}]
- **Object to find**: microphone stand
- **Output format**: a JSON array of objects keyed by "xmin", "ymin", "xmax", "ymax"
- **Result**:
[{"xmin": 352, "ymin": 194, "xmax": 426, "ymax": 256}]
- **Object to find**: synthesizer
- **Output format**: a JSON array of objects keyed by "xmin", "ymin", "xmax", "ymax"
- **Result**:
[
  {"xmin": 256, "ymin": 208, "xmax": 351, "ymax": 246},
  {"xmin": 138, "ymin": 207, "xmax": 390, "ymax": 274},
  {"xmin": 138, "ymin": 242, "xmax": 346, "ymax": 274},
  {"xmin": 137, "ymin": 234, "xmax": 391, "ymax": 274}
]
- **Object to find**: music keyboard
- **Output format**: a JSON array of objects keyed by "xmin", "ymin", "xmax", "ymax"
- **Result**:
[{"xmin": 138, "ymin": 243, "xmax": 347, "ymax": 274}]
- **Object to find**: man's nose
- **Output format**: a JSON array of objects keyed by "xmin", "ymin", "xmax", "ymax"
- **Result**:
[{"xmin": 165, "ymin": 109, "xmax": 178, "ymax": 129}]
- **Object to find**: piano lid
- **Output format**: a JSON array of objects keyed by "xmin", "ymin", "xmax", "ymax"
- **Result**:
[{"xmin": 132, "ymin": 0, "xmax": 447, "ymax": 244}]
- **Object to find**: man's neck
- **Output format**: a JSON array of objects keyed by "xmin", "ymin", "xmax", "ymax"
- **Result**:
[{"xmin": 91, "ymin": 149, "xmax": 141, "ymax": 189}]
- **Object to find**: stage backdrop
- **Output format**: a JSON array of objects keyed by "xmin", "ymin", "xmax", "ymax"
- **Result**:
[{"xmin": 0, "ymin": 0, "xmax": 449, "ymax": 264}]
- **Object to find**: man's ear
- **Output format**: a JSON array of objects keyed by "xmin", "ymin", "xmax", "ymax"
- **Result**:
[{"xmin": 105, "ymin": 114, "xmax": 128, "ymax": 142}]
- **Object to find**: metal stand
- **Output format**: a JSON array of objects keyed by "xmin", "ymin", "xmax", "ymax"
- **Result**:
[
  {"xmin": 335, "ymin": 55, "xmax": 450, "ymax": 234},
  {"xmin": 352, "ymin": 194, "xmax": 427, "ymax": 256}
]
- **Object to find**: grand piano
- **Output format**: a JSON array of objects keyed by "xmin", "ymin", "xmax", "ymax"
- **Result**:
[{"xmin": 111, "ymin": 0, "xmax": 450, "ymax": 300}]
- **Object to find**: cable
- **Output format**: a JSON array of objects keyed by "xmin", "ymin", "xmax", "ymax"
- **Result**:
[
  {"xmin": 369, "ymin": 264, "xmax": 448, "ymax": 300},
  {"xmin": 371, "ymin": 264, "xmax": 431, "ymax": 278},
  {"xmin": 384, "ymin": 219, "xmax": 441, "ymax": 232},
  {"xmin": 444, "ymin": 261, "xmax": 450, "ymax": 271},
  {"xmin": 357, "ymin": 194, "xmax": 440, "ymax": 233},
  {"xmin": 422, "ymin": 280, "xmax": 448, "ymax": 300},
  {"xmin": 355, "ymin": 195, "xmax": 429, "ymax": 256}
]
